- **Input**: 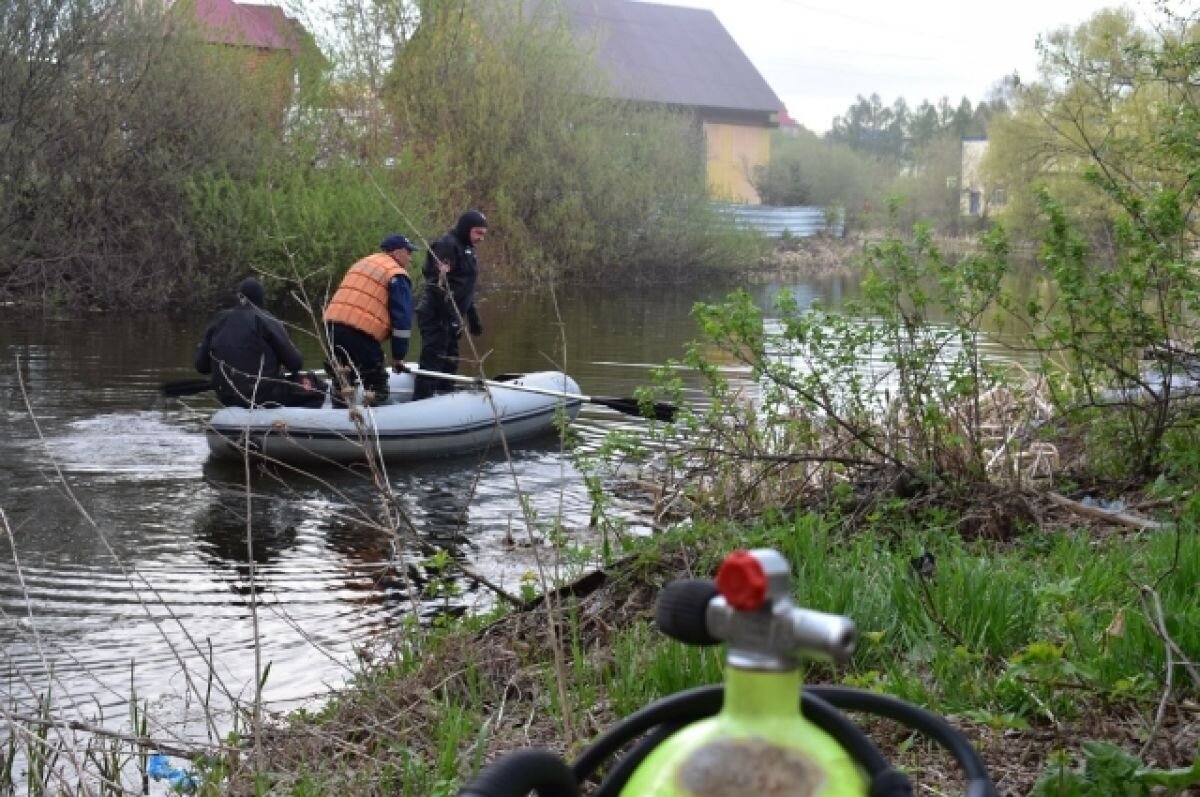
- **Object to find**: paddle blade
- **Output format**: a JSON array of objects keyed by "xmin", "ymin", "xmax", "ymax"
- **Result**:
[
  {"xmin": 161, "ymin": 378, "xmax": 214, "ymax": 397},
  {"xmin": 591, "ymin": 396, "xmax": 678, "ymax": 422}
]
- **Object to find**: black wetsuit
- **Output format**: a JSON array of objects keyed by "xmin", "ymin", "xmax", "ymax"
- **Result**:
[
  {"xmin": 195, "ymin": 303, "xmax": 321, "ymax": 408},
  {"xmin": 413, "ymin": 219, "xmax": 484, "ymax": 400}
]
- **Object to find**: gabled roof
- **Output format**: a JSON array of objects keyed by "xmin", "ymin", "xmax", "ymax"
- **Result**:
[
  {"xmin": 558, "ymin": 0, "xmax": 782, "ymax": 117},
  {"xmin": 185, "ymin": 0, "xmax": 300, "ymax": 53}
]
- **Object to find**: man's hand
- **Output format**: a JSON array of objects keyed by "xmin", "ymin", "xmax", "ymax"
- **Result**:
[{"xmin": 392, "ymin": 360, "xmax": 408, "ymax": 374}]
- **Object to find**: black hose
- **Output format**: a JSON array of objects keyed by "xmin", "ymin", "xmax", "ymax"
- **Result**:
[
  {"xmin": 571, "ymin": 685, "xmax": 723, "ymax": 784},
  {"xmin": 570, "ymin": 685, "xmax": 899, "ymax": 793},
  {"xmin": 802, "ymin": 692, "xmax": 895, "ymax": 782},
  {"xmin": 808, "ymin": 686, "xmax": 997, "ymax": 797},
  {"xmin": 458, "ymin": 749, "xmax": 579, "ymax": 797},
  {"xmin": 590, "ymin": 722, "xmax": 683, "ymax": 797}
]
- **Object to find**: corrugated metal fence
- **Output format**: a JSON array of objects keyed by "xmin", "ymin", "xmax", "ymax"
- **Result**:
[{"xmin": 713, "ymin": 204, "xmax": 844, "ymax": 239}]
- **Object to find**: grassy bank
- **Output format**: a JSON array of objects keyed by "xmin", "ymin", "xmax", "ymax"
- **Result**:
[{"xmin": 208, "ymin": 499, "xmax": 1197, "ymax": 796}]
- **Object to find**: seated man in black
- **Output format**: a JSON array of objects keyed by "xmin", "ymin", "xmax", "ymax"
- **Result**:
[{"xmin": 195, "ymin": 277, "xmax": 324, "ymax": 408}]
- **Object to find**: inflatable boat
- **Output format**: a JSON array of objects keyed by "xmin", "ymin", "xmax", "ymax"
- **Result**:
[{"xmin": 205, "ymin": 371, "xmax": 582, "ymax": 464}]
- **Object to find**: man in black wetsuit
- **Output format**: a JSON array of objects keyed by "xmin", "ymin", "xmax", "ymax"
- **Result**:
[
  {"xmin": 413, "ymin": 210, "xmax": 488, "ymax": 400},
  {"xmin": 194, "ymin": 277, "xmax": 323, "ymax": 408}
]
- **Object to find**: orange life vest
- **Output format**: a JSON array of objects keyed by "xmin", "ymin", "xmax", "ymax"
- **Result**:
[{"xmin": 323, "ymin": 253, "xmax": 408, "ymax": 341}]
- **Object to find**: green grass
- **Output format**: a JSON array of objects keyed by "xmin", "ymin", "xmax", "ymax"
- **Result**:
[{"xmin": 7, "ymin": 503, "xmax": 1197, "ymax": 796}]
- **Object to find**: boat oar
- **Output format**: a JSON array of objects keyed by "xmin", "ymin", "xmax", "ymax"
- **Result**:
[
  {"xmin": 161, "ymin": 378, "xmax": 214, "ymax": 397},
  {"xmin": 406, "ymin": 367, "xmax": 678, "ymax": 422}
]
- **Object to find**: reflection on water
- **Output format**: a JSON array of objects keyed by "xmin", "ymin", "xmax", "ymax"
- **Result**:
[
  {"xmin": 193, "ymin": 492, "xmax": 303, "ymax": 568},
  {"xmin": 0, "ymin": 287, "xmax": 701, "ymax": 743},
  {"xmin": 0, "ymin": 275, "xmax": 1031, "ymax": 746}
]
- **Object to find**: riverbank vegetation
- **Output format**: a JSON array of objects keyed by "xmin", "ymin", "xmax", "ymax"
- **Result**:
[
  {"xmin": 0, "ymin": 0, "xmax": 758, "ymax": 310},
  {"xmin": 3, "ymin": 1, "xmax": 1199, "ymax": 794},
  {"xmin": 4, "ymin": 1, "xmax": 1189, "ymax": 311},
  {"xmin": 212, "ymin": 26, "xmax": 1200, "ymax": 784},
  {"xmin": 166, "ymin": 193, "xmax": 1199, "ymax": 794},
  {"xmin": 7, "ymin": 132, "xmax": 1199, "ymax": 792}
]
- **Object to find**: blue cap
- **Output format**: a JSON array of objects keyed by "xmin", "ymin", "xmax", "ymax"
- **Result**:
[{"xmin": 380, "ymin": 234, "xmax": 419, "ymax": 252}]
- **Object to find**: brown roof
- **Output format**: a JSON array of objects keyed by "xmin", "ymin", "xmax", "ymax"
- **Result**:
[
  {"xmin": 186, "ymin": 0, "xmax": 300, "ymax": 53},
  {"xmin": 558, "ymin": 0, "xmax": 782, "ymax": 117}
]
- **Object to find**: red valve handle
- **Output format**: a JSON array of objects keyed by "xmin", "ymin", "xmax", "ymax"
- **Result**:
[{"xmin": 715, "ymin": 549, "xmax": 767, "ymax": 611}]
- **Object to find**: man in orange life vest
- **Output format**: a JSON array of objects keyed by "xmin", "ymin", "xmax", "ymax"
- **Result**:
[{"xmin": 323, "ymin": 234, "xmax": 417, "ymax": 405}]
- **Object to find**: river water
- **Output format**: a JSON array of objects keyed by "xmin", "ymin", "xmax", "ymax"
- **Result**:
[
  {"xmin": 0, "ymin": 278, "xmax": 862, "ymax": 744},
  {"xmin": 0, "ymin": 273, "xmax": 1031, "ymax": 751}
]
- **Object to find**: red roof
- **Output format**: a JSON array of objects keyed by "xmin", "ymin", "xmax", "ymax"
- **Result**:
[{"xmin": 187, "ymin": 0, "xmax": 299, "ymax": 53}]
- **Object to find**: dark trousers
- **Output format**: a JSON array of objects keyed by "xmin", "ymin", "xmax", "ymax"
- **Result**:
[
  {"xmin": 216, "ymin": 373, "xmax": 326, "ymax": 409},
  {"xmin": 326, "ymin": 323, "xmax": 389, "ymax": 404},
  {"xmin": 413, "ymin": 313, "xmax": 460, "ymax": 400}
]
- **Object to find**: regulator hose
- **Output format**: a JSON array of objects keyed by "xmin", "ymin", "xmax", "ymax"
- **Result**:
[
  {"xmin": 458, "ymin": 748, "xmax": 578, "ymax": 797},
  {"xmin": 570, "ymin": 684, "xmax": 905, "ymax": 795},
  {"xmin": 809, "ymin": 686, "xmax": 997, "ymax": 797}
]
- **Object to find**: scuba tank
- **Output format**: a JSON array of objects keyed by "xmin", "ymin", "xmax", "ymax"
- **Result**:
[
  {"xmin": 620, "ymin": 548, "xmax": 863, "ymax": 796},
  {"xmin": 459, "ymin": 548, "xmax": 998, "ymax": 797}
]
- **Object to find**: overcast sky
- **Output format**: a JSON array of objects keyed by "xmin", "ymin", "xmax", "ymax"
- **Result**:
[{"xmin": 647, "ymin": 0, "xmax": 1155, "ymax": 134}]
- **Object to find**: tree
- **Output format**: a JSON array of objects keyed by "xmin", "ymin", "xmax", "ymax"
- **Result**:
[
  {"xmin": 753, "ymin": 129, "xmax": 892, "ymax": 228},
  {"xmin": 829, "ymin": 93, "xmax": 906, "ymax": 161},
  {"xmin": 990, "ymin": 4, "xmax": 1200, "ymax": 478},
  {"xmin": 982, "ymin": 8, "xmax": 1159, "ymax": 246},
  {"xmin": 0, "ymin": 0, "xmax": 280, "ymax": 307},
  {"xmin": 889, "ymin": 133, "xmax": 971, "ymax": 235},
  {"xmin": 909, "ymin": 100, "xmax": 942, "ymax": 150},
  {"xmin": 380, "ymin": 0, "xmax": 753, "ymax": 282}
]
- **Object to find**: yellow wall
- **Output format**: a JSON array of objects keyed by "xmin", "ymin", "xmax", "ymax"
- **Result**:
[{"xmin": 703, "ymin": 121, "xmax": 771, "ymax": 204}]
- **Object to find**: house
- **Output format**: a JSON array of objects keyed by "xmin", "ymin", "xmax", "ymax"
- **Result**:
[
  {"xmin": 174, "ymin": 0, "xmax": 303, "ymax": 123},
  {"xmin": 960, "ymin": 138, "xmax": 1005, "ymax": 217},
  {"xmin": 558, "ymin": 0, "xmax": 783, "ymax": 204}
]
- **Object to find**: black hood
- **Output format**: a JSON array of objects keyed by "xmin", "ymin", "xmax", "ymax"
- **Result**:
[
  {"xmin": 237, "ymin": 277, "xmax": 265, "ymax": 308},
  {"xmin": 452, "ymin": 210, "xmax": 488, "ymax": 243}
]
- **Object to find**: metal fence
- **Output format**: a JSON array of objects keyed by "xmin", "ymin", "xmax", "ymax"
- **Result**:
[{"xmin": 713, "ymin": 204, "xmax": 844, "ymax": 239}]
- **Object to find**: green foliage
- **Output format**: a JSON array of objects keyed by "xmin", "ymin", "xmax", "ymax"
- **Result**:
[
  {"xmin": 1004, "ymin": 182, "xmax": 1200, "ymax": 479},
  {"xmin": 662, "ymin": 218, "xmax": 1018, "ymax": 516},
  {"xmin": 828, "ymin": 93, "xmax": 1004, "ymax": 161},
  {"xmin": 0, "ymin": 0, "xmax": 765, "ymax": 309},
  {"xmin": 887, "ymin": 133, "xmax": 979, "ymax": 235},
  {"xmin": 983, "ymin": 6, "xmax": 1194, "ymax": 248},
  {"xmin": 760, "ymin": 89, "xmax": 1010, "ymax": 233},
  {"xmin": 754, "ymin": 129, "xmax": 891, "ymax": 228},
  {"xmin": 0, "ymin": 0, "xmax": 282, "ymax": 308},
  {"xmin": 1031, "ymin": 742, "xmax": 1200, "ymax": 796},
  {"xmin": 185, "ymin": 159, "xmax": 435, "ymax": 305},
  {"xmin": 976, "ymin": 5, "xmax": 1200, "ymax": 480},
  {"xmin": 382, "ymin": 0, "xmax": 758, "ymax": 283}
]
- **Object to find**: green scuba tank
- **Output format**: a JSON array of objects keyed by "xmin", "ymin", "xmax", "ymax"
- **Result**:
[{"xmin": 620, "ymin": 549, "xmax": 866, "ymax": 797}]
